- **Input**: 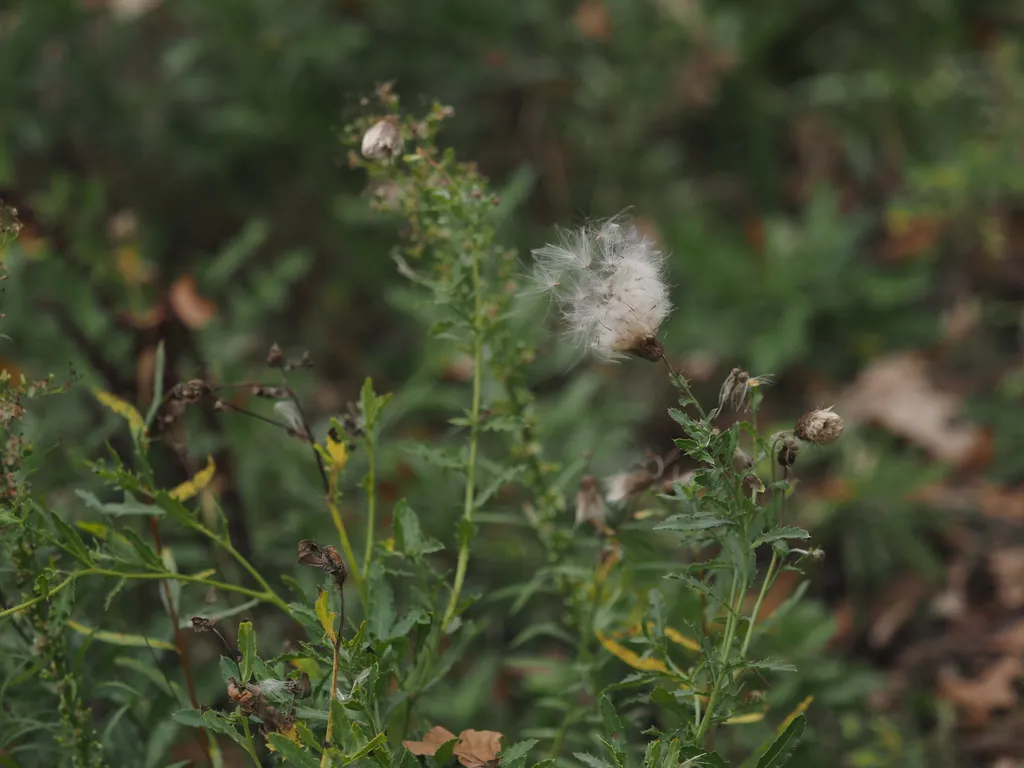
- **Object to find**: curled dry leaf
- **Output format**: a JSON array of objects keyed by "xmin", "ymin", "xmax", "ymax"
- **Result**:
[
  {"xmin": 402, "ymin": 726, "xmax": 503, "ymax": 768},
  {"xmin": 403, "ymin": 726, "xmax": 458, "ymax": 756},
  {"xmin": 989, "ymin": 548, "xmax": 1024, "ymax": 610},
  {"xmin": 168, "ymin": 274, "xmax": 217, "ymax": 330},
  {"xmin": 938, "ymin": 656, "xmax": 1022, "ymax": 728},
  {"xmin": 838, "ymin": 352, "xmax": 989, "ymax": 468}
]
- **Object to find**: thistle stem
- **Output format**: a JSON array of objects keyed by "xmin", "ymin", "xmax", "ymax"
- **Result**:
[{"xmin": 441, "ymin": 252, "xmax": 484, "ymax": 631}]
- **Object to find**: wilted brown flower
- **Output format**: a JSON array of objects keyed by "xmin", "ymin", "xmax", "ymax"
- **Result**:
[
  {"xmin": 190, "ymin": 617, "xmax": 215, "ymax": 632},
  {"xmin": 794, "ymin": 407, "xmax": 844, "ymax": 445},
  {"xmin": 776, "ymin": 435, "xmax": 801, "ymax": 468}
]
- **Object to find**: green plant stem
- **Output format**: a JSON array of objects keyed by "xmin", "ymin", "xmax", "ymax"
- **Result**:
[
  {"xmin": 327, "ymin": 497, "xmax": 364, "ymax": 604},
  {"xmin": 0, "ymin": 569, "xmax": 288, "ymax": 621},
  {"xmin": 441, "ymin": 254, "xmax": 484, "ymax": 631},
  {"xmin": 696, "ymin": 571, "xmax": 743, "ymax": 744},
  {"xmin": 739, "ymin": 551, "xmax": 780, "ymax": 660},
  {"xmin": 321, "ymin": 637, "xmax": 342, "ymax": 768},
  {"xmin": 363, "ymin": 435, "xmax": 377, "ymax": 575},
  {"xmin": 239, "ymin": 716, "xmax": 261, "ymax": 767}
]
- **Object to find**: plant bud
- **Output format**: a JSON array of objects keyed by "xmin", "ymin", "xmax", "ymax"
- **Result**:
[
  {"xmin": 776, "ymin": 436, "xmax": 801, "ymax": 468},
  {"xmin": 794, "ymin": 408, "xmax": 844, "ymax": 445},
  {"xmin": 361, "ymin": 117, "xmax": 403, "ymax": 160}
]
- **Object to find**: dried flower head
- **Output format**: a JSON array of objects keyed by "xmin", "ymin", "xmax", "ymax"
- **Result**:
[
  {"xmin": 717, "ymin": 368, "xmax": 773, "ymax": 413},
  {"xmin": 575, "ymin": 475, "xmax": 607, "ymax": 529},
  {"xmin": 605, "ymin": 466, "xmax": 658, "ymax": 504},
  {"xmin": 190, "ymin": 617, "xmax": 215, "ymax": 632},
  {"xmin": 266, "ymin": 343, "xmax": 286, "ymax": 368},
  {"xmin": 531, "ymin": 216, "xmax": 671, "ymax": 362},
  {"xmin": 361, "ymin": 117, "xmax": 404, "ymax": 160},
  {"xmin": 794, "ymin": 407, "xmax": 844, "ymax": 445},
  {"xmin": 297, "ymin": 539, "xmax": 348, "ymax": 591},
  {"xmin": 775, "ymin": 435, "xmax": 801, "ymax": 468}
]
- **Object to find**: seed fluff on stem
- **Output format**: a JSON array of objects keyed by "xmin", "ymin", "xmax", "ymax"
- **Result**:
[{"xmin": 530, "ymin": 215, "xmax": 672, "ymax": 362}]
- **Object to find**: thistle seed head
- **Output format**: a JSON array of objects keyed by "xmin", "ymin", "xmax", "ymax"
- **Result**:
[
  {"xmin": 530, "ymin": 215, "xmax": 672, "ymax": 362},
  {"xmin": 794, "ymin": 407, "xmax": 844, "ymax": 445}
]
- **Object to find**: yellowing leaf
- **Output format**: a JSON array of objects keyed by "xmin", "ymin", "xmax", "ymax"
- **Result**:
[
  {"xmin": 77, "ymin": 522, "xmax": 110, "ymax": 541},
  {"xmin": 315, "ymin": 587, "xmax": 337, "ymax": 645},
  {"xmin": 326, "ymin": 435, "xmax": 349, "ymax": 475},
  {"xmin": 266, "ymin": 724, "xmax": 302, "ymax": 752},
  {"xmin": 725, "ymin": 711, "xmax": 766, "ymax": 725},
  {"xmin": 382, "ymin": 537, "xmax": 396, "ymax": 552},
  {"xmin": 93, "ymin": 388, "xmax": 146, "ymax": 444},
  {"xmin": 67, "ymin": 619, "xmax": 177, "ymax": 652},
  {"xmin": 288, "ymin": 656, "xmax": 322, "ymax": 681},
  {"xmin": 663, "ymin": 625, "xmax": 701, "ymax": 653},
  {"xmin": 169, "ymin": 456, "xmax": 216, "ymax": 502},
  {"xmin": 779, "ymin": 695, "xmax": 813, "ymax": 733},
  {"xmin": 595, "ymin": 630, "xmax": 668, "ymax": 674}
]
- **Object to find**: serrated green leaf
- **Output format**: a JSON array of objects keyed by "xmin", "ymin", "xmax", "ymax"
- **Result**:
[
  {"xmin": 574, "ymin": 753, "xmax": 615, "ymax": 768},
  {"xmin": 343, "ymin": 732, "xmax": 387, "ymax": 765},
  {"xmin": 755, "ymin": 715, "xmax": 805, "ymax": 768},
  {"xmin": 394, "ymin": 501, "xmax": 443, "ymax": 559},
  {"xmin": 655, "ymin": 515, "xmax": 731, "ymax": 533},
  {"xmin": 49, "ymin": 511, "xmax": 93, "ymax": 565},
  {"xmin": 499, "ymin": 739, "xmax": 539, "ymax": 766},
  {"xmin": 753, "ymin": 527, "xmax": 810, "ymax": 548},
  {"xmin": 237, "ymin": 621, "xmax": 256, "ymax": 682},
  {"xmin": 268, "ymin": 734, "xmax": 320, "ymax": 767}
]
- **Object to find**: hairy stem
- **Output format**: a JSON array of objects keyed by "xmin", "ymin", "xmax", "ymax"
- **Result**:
[{"xmin": 441, "ymin": 253, "xmax": 484, "ymax": 630}]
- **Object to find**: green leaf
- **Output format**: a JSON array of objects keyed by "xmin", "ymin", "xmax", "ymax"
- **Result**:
[
  {"xmin": 655, "ymin": 515, "xmax": 731, "ymax": 533},
  {"xmin": 49, "ymin": 511, "xmax": 93, "ymax": 566},
  {"xmin": 171, "ymin": 709, "xmax": 206, "ymax": 728},
  {"xmin": 753, "ymin": 527, "xmax": 810, "ymax": 548},
  {"xmin": 104, "ymin": 577, "xmax": 126, "ymax": 611},
  {"xmin": 366, "ymin": 564, "xmax": 395, "ymax": 641},
  {"xmin": 237, "ymin": 621, "xmax": 256, "ymax": 682},
  {"xmin": 144, "ymin": 340, "xmax": 166, "ymax": 429},
  {"xmin": 678, "ymin": 747, "xmax": 728, "ymax": 768},
  {"xmin": 119, "ymin": 527, "xmax": 164, "ymax": 570},
  {"xmin": 76, "ymin": 489, "xmax": 154, "ymax": 516},
  {"xmin": 267, "ymin": 734, "xmax": 320, "ymax": 767},
  {"xmin": 598, "ymin": 696, "xmax": 627, "ymax": 767},
  {"xmin": 574, "ymin": 753, "xmax": 615, "ymax": 768},
  {"xmin": 343, "ymin": 732, "xmax": 387, "ymax": 765},
  {"xmin": 746, "ymin": 659, "xmax": 798, "ymax": 673},
  {"xmin": 649, "ymin": 687, "xmax": 690, "ymax": 720},
  {"xmin": 394, "ymin": 501, "xmax": 443, "ymax": 559},
  {"xmin": 499, "ymin": 739, "xmax": 539, "ymax": 766},
  {"xmin": 755, "ymin": 715, "xmax": 805, "ymax": 768}
]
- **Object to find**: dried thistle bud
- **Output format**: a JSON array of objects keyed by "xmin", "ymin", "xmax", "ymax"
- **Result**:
[
  {"xmin": 297, "ymin": 540, "xmax": 349, "ymax": 585},
  {"xmin": 285, "ymin": 673, "xmax": 312, "ymax": 699},
  {"xmin": 718, "ymin": 367, "xmax": 749, "ymax": 412},
  {"xmin": 776, "ymin": 436, "xmax": 801, "ymax": 468},
  {"xmin": 361, "ymin": 117, "xmax": 403, "ymax": 160},
  {"xmin": 742, "ymin": 473, "xmax": 765, "ymax": 497},
  {"xmin": 575, "ymin": 475, "xmax": 607, "ymax": 529},
  {"xmin": 266, "ymin": 343, "xmax": 286, "ymax": 368},
  {"xmin": 794, "ymin": 407, "xmax": 844, "ymax": 445},
  {"xmin": 190, "ymin": 616, "xmax": 215, "ymax": 632},
  {"xmin": 252, "ymin": 385, "xmax": 289, "ymax": 399},
  {"xmin": 175, "ymin": 379, "xmax": 211, "ymax": 403},
  {"xmin": 274, "ymin": 400, "xmax": 310, "ymax": 441}
]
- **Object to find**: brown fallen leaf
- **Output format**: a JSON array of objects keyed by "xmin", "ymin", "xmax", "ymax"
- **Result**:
[
  {"xmin": 868, "ymin": 571, "xmax": 931, "ymax": 650},
  {"xmin": 169, "ymin": 274, "xmax": 217, "ymax": 330},
  {"xmin": 403, "ymin": 726, "xmax": 458, "ymax": 756},
  {"xmin": 838, "ymin": 352, "xmax": 988, "ymax": 468},
  {"xmin": 938, "ymin": 656, "xmax": 1022, "ymax": 728},
  {"xmin": 454, "ymin": 730, "xmax": 503, "ymax": 768},
  {"xmin": 402, "ymin": 726, "xmax": 503, "ymax": 768}
]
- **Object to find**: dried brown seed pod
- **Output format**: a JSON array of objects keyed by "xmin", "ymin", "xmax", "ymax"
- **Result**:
[{"xmin": 794, "ymin": 408, "xmax": 844, "ymax": 445}]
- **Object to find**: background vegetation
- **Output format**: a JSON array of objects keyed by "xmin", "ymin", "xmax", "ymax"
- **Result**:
[{"xmin": 3, "ymin": 0, "xmax": 1024, "ymax": 766}]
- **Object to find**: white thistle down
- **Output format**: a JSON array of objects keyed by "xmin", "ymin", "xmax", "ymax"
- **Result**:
[{"xmin": 530, "ymin": 216, "xmax": 672, "ymax": 361}]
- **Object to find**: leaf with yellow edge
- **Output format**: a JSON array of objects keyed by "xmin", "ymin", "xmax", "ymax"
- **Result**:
[
  {"xmin": 169, "ymin": 455, "xmax": 216, "ymax": 501},
  {"xmin": 315, "ymin": 587, "xmax": 337, "ymax": 645},
  {"xmin": 326, "ymin": 434, "xmax": 349, "ymax": 475},
  {"xmin": 266, "ymin": 724, "xmax": 303, "ymax": 752},
  {"xmin": 778, "ymin": 695, "xmax": 813, "ymax": 733},
  {"xmin": 93, "ymin": 388, "xmax": 147, "ymax": 445},
  {"xmin": 77, "ymin": 522, "xmax": 110, "ymax": 541},
  {"xmin": 67, "ymin": 619, "xmax": 177, "ymax": 652},
  {"xmin": 595, "ymin": 630, "xmax": 669, "ymax": 674}
]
